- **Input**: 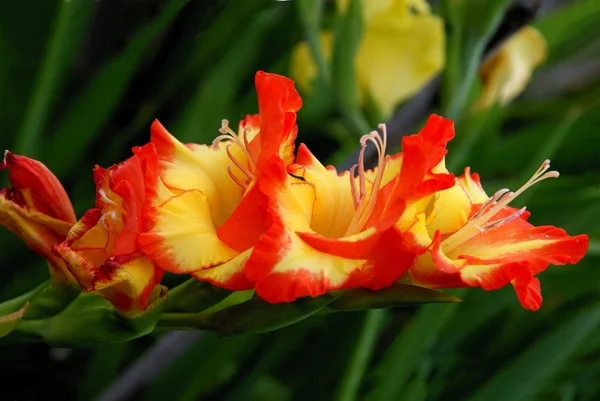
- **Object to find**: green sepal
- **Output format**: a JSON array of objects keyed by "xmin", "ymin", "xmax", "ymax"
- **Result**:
[
  {"xmin": 3, "ymin": 285, "xmax": 168, "ymax": 347},
  {"xmin": 25, "ymin": 279, "xmax": 80, "ymax": 318},
  {"xmin": 0, "ymin": 302, "xmax": 30, "ymax": 338},
  {"xmin": 0, "ymin": 279, "xmax": 79, "ymax": 321},
  {"xmin": 209, "ymin": 292, "xmax": 341, "ymax": 336},
  {"xmin": 325, "ymin": 284, "xmax": 461, "ymax": 312},
  {"xmin": 165, "ymin": 278, "xmax": 232, "ymax": 313}
]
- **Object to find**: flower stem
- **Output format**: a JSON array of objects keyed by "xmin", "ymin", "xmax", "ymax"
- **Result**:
[
  {"xmin": 334, "ymin": 309, "xmax": 386, "ymax": 401},
  {"xmin": 156, "ymin": 313, "xmax": 214, "ymax": 331}
]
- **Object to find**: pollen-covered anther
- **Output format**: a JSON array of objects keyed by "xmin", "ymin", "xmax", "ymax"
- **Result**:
[
  {"xmin": 442, "ymin": 159, "xmax": 559, "ymax": 253},
  {"xmin": 345, "ymin": 123, "xmax": 388, "ymax": 236}
]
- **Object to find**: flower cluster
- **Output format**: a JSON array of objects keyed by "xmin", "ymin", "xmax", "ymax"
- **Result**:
[{"xmin": 0, "ymin": 71, "xmax": 588, "ymax": 314}]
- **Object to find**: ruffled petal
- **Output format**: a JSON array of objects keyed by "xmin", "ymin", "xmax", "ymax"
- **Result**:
[
  {"xmin": 512, "ymin": 276, "xmax": 542, "ymax": 311},
  {"xmin": 254, "ymin": 71, "xmax": 302, "ymax": 169}
]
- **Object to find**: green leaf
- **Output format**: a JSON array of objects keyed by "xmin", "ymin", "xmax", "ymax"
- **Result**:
[
  {"xmin": 296, "ymin": 0, "xmax": 329, "ymax": 87},
  {"xmin": 0, "ymin": 301, "xmax": 29, "ymax": 338},
  {"xmin": 535, "ymin": 0, "xmax": 600, "ymax": 63},
  {"xmin": 45, "ymin": 0, "xmax": 189, "ymax": 177},
  {"xmin": 366, "ymin": 289, "xmax": 467, "ymax": 401},
  {"xmin": 334, "ymin": 309, "xmax": 386, "ymax": 401},
  {"xmin": 467, "ymin": 301, "xmax": 600, "ymax": 401},
  {"xmin": 143, "ymin": 333, "xmax": 261, "ymax": 401},
  {"xmin": 328, "ymin": 284, "xmax": 461, "ymax": 312},
  {"xmin": 441, "ymin": 0, "xmax": 512, "ymax": 119},
  {"xmin": 331, "ymin": 0, "xmax": 370, "ymax": 135},
  {"xmin": 0, "ymin": 0, "xmax": 59, "ymax": 143},
  {"xmin": 14, "ymin": 0, "xmax": 94, "ymax": 157}
]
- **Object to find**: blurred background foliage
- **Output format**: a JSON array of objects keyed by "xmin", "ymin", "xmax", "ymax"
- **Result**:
[{"xmin": 1, "ymin": 0, "xmax": 600, "ymax": 400}]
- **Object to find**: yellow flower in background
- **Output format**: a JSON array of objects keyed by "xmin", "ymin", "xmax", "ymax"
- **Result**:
[
  {"xmin": 474, "ymin": 26, "xmax": 547, "ymax": 110},
  {"xmin": 290, "ymin": 0, "xmax": 445, "ymax": 119}
]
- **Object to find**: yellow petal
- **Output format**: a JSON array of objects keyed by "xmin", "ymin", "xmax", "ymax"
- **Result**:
[
  {"xmin": 154, "ymin": 125, "xmax": 245, "ymax": 227},
  {"xmin": 457, "ymin": 168, "xmax": 489, "ymax": 204},
  {"xmin": 192, "ymin": 248, "xmax": 254, "ymax": 291},
  {"xmin": 139, "ymin": 182, "xmax": 238, "ymax": 274},
  {"xmin": 474, "ymin": 26, "xmax": 547, "ymax": 110},
  {"xmin": 94, "ymin": 256, "xmax": 160, "ymax": 313},
  {"xmin": 427, "ymin": 179, "xmax": 472, "ymax": 236},
  {"xmin": 290, "ymin": 145, "xmax": 356, "ymax": 238}
]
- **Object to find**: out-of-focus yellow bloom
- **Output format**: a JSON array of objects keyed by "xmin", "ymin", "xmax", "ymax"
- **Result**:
[
  {"xmin": 290, "ymin": 0, "xmax": 444, "ymax": 118},
  {"xmin": 474, "ymin": 26, "xmax": 547, "ymax": 110}
]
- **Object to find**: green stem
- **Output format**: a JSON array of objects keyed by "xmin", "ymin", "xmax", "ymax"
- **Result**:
[
  {"xmin": 156, "ymin": 313, "xmax": 214, "ymax": 331},
  {"xmin": 296, "ymin": 0, "xmax": 330, "ymax": 87},
  {"xmin": 335, "ymin": 309, "xmax": 386, "ymax": 401}
]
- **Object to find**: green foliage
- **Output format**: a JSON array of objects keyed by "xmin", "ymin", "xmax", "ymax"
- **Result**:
[{"xmin": 0, "ymin": 0, "xmax": 599, "ymax": 400}]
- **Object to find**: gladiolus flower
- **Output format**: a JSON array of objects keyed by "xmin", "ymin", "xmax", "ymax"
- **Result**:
[
  {"xmin": 290, "ymin": 0, "xmax": 444, "ymax": 118},
  {"xmin": 55, "ymin": 144, "xmax": 164, "ymax": 314},
  {"xmin": 474, "ymin": 26, "xmax": 547, "ymax": 110},
  {"xmin": 0, "ymin": 151, "xmax": 77, "ymax": 285},
  {"xmin": 245, "ymin": 115, "xmax": 456, "ymax": 303},
  {"xmin": 404, "ymin": 159, "xmax": 588, "ymax": 311},
  {"xmin": 138, "ymin": 71, "xmax": 302, "ymax": 290}
]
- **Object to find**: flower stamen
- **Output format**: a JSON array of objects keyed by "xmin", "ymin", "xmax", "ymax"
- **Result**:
[
  {"xmin": 345, "ymin": 124, "xmax": 388, "ymax": 236},
  {"xmin": 442, "ymin": 159, "xmax": 559, "ymax": 253},
  {"xmin": 213, "ymin": 119, "xmax": 256, "ymax": 190}
]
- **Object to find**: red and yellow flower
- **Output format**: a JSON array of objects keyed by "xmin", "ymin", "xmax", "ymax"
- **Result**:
[
  {"xmin": 245, "ymin": 115, "xmax": 456, "ymax": 303},
  {"xmin": 0, "ymin": 151, "xmax": 77, "ymax": 285},
  {"xmin": 138, "ymin": 71, "xmax": 302, "ymax": 290},
  {"xmin": 55, "ymin": 144, "xmax": 164, "ymax": 314},
  {"xmin": 401, "ymin": 158, "xmax": 588, "ymax": 310}
]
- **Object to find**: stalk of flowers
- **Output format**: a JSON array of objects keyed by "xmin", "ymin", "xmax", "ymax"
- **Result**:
[
  {"xmin": 135, "ymin": 71, "xmax": 587, "ymax": 312},
  {"xmin": 55, "ymin": 144, "xmax": 165, "ymax": 315}
]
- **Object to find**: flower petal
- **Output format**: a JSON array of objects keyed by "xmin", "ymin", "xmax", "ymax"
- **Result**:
[
  {"xmin": 150, "ymin": 120, "xmax": 245, "ymax": 226},
  {"xmin": 512, "ymin": 276, "xmax": 542, "ymax": 311},
  {"xmin": 475, "ymin": 26, "xmax": 547, "ymax": 110},
  {"xmin": 456, "ymin": 213, "xmax": 589, "ymax": 268},
  {"xmin": 254, "ymin": 71, "xmax": 302, "ymax": 168},
  {"xmin": 139, "ymin": 183, "xmax": 238, "ymax": 274},
  {"xmin": 289, "ymin": 144, "xmax": 356, "ymax": 238},
  {"xmin": 356, "ymin": 1, "xmax": 444, "ymax": 117},
  {"xmin": 193, "ymin": 249, "xmax": 254, "ymax": 291}
]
